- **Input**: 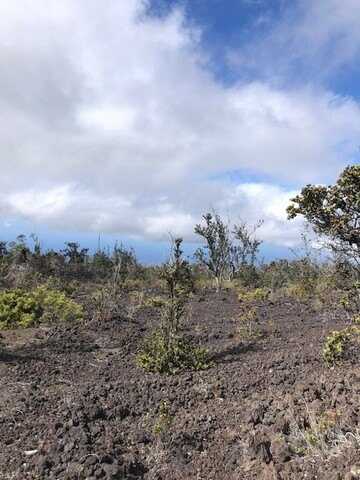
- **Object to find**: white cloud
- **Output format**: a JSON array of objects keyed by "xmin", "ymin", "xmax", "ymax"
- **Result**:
[
  {"xmin": 220, "ymin": 183, "xmax": 303, "ymax": 247},
  {"xmin": 228, "ymin": 0, "xmax": 360, "ymax": 82},
  {"xmin": 8, "ymin": 185, "xmax": 73, "ymax": 221},
  {"xmin": 291, "ymin": 0, "xmax": 360, "ymax": 71},
  {"xmin": 0, "ymin": 0, "xmax": 359, "ymax": 246}
]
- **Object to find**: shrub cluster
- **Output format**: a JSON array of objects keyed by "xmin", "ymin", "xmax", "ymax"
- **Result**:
[
  {"xmin": 137, "ymin": 330, "xmax": 210, "ymax": 374},
  {"xmin": 238, "ymin": 287, "xmax": 269, "ymax": 303},
  {"xmin": 323, "ymin": 326, "xmax": 360, "ymax": 365},
  {"xmin": 0, "ymin": 286, "xmax": 83, "ymax": 329}
]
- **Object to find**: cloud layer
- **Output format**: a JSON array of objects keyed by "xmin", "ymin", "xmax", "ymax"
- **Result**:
[
  {"xmin": 1, "ymin": 0, "xmax": 360, "ymax": 246},
  {"xmin": 228, "ymin": 0, "xmax": 360, "ymax": 84}
]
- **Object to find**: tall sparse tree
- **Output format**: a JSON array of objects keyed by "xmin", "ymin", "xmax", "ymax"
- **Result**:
[
  {"xmin": 231, "ymin": 220, "xmax": 263, "ymax": 284},
  {"xmin": 194, "ymin": 213, "xmax": 232, "ymax": 290}
]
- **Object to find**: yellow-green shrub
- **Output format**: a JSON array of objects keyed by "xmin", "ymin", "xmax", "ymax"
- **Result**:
[
  {"xmin": 323, "ymin": 326, "xmax": 360, "ymax": 365},
  {"xmin": 0, "ymin": 286, "xmax": 83, "ymax": 329},
  {"xmin": 284, "ymin": 282, "xmax": 312, "ymax": 301},
  {"xmin": 238, "ymin": 287, "xmax": 269, "ymax": 303},
  {"xmin": 144, "ymin": 295, "xmax": 167, "ymax": 308}
]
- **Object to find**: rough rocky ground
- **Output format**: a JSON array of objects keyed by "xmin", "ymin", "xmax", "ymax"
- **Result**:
[{"xmin": 0, "ymin": 290, "xmax": 359, "ymax": 479}]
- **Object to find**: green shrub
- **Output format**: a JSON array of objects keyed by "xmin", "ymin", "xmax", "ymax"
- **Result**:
[
  {"xmin": 136, "ymin": 330, "xmax": 210, "ymax": 374},
  {"xmin": 144, "ymin": 295, "xmax": 167, "ymax": 308},
  {"xmin": 285, "ymin": 282, "xmax": 313, "ymax": 301},
  {"xmin": 238, "ymin": 287, "xmax": 270, "ymax": 303},
  {"xmin": 137, "ymin": 238, "xmax": 210, "ymax": 374},
  {"xmin": 323, "ymin": 326, "xmax": 360, "ymax": 365},
  {"xmin": 0, "ymin": 286, "xmax": 83, "ymax": 329}
]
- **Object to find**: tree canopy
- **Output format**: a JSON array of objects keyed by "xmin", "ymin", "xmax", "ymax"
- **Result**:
[{"xmin": 287, "ymin": 165, "xmax": 360, "ymax": 266}]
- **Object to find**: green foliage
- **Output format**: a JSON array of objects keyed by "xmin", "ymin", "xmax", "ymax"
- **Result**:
[
  {"xmin": 7, "ymin": 235, "xmax": 31, "ymax": 265},
  {"xmin": 44, "ymin": 276, "xmax": 81, "ymax": 297},
  {"xmin": 0, "ymin": 286, "xmax": 83, "ymax": 329},
  {"xmin": 144, "ymin": 295, "xmax": 167, "ymax": 308},
  {"xmin": 62, "ymin": 242, "xmax": 89, "ymax": 264},
  {"xmin": 322, "ymin": 326, "xmax": 360, "ymax": 365},
  {"xmin": 194, "ymin": 213, "xmax": 262, "ymax": 290},
  {"xmin": 285, "ymin": 282, "xmax": 314, "ymax": 302},
  {"xmin": 138, "ymin": 238, "xmax": 210, "ymax": 374},
  {"xmin": 194, "ymin": 213, "xmax": 232, "ymax": 290},
  {"xmin": 159, "ymin": 238, "xmax": 194, "ymax": 335},
  {"xmin": 136, "ymin": 330, "xmax": 210, "ymax": 374},
  {"xmin": 238, "ymin": 287, "xmax": 270, "ymax": 303},
  {"xmin": 287, "ymin": 165, "xmax": 360, "ymax": 266},
  {"xmin": 230, "ymin": 220, "xmax": 263, "ymax": 286}
]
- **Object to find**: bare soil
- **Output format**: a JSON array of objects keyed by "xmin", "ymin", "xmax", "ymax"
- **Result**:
[{"xmin": 0, "ymin": 291, "xmax": 359, "ymax": 479}]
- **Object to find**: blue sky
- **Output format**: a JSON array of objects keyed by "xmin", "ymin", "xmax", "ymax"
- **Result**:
[
  {"xmin": 1, "ymin": 0, "xmax": 360, "ymax": 262},
  {"xmin": 148, "ymin": 0, "xmax": 287, "ymax": 84}
]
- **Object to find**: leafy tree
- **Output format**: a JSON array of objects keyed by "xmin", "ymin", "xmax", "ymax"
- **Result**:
[
  {"xmin": 92, "ymin": 249, "xmax": 113, "ymax": 276},
  {"xmin": 231, "ymin": 220, "xmax": 263, "ymax": 285},
  {"xmin": 194, "ymin": 212, "xmax": 263, "ymax": 289},
  {"xmin": 287, "ymin": 165, "xmax": 360, "ymax": 269},
  {"xmin": 62, "ymin": 242, "xmax": 89, "ymax": 264},
  {"xmin": 8, "ymin": 235, "xmax": 30, "ymax": 264},
  {"xmin": 194, "ymin": 213, "xmax": 231, "ymax": 290}
]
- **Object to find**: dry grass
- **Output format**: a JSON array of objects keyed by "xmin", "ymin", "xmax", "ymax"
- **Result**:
[{"xmin": 288, "ymin": 405, "xmax": 360, "ymax": 459}]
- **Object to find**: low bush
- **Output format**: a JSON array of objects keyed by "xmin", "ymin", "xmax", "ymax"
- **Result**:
[
  {"xmin": 0, "ymin": 286, "xmax": 83, "ymax": 329},
  {"xmin": 284, "ymin": 281, "xmax": 314, "ymax": 302},
  {"xmin": 323, "ymin": 326, "xmax": 360, "ymax": 365},
  {"xmin": 136, "ymin": 330, "xmax": 210, "ymax": 374},
  {"xmin": 144, "ymin": 295, "xmax": 167, "ymax": 309},
  {"xmin": 238, "ymin": 287, "xmax": 270, "ymax": 303}
]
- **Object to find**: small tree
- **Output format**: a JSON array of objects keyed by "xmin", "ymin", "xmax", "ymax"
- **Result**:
[
  {"xmin": 231, "ymin": 220, "xmax": 263, "ymax": 285},
  {"xmin": 287, "ymin": 165, "xmax": 360, "ymax": 269},
  {"xmin": 194, "ymin": 213, "xmax": 231, "ymax": 290},
  {"xmin": 112, "ymin": 242, "xmax": 140, "ymax": 284},
  {"xmin": 160, "ymin": 238, "xmax": 193, "ymax": 337},
  {"xmin": 8, "ymin": 235, "xmax": 30, "ymax": 265},
  {"xmin": 62, "ymin": 242, "xmax": 89, "ymax": 265},
  {"xmin": 137, "ymin": 238, "xmax": 209, "ymax": 374}
]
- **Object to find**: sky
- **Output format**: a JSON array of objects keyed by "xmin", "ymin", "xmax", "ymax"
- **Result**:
[{"xmin": 1, "ymin": 0, "xmax": 360, "ymax": 262}]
